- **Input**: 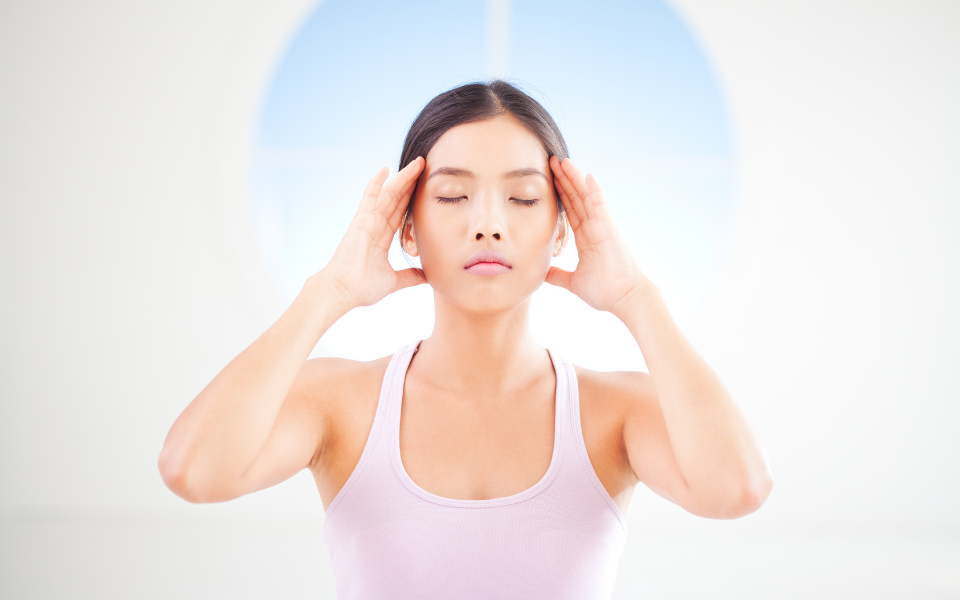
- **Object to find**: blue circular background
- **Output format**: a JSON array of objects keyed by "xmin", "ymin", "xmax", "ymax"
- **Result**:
[{"xmin": 249, "ymin": 0, "xmax": 735, "ymax": 363}]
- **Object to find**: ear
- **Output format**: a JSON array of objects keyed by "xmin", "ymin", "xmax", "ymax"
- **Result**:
[
  {"xmin": 552, "ymin": 216, "xmax": 569, "ymax": 257},
  {"xmin": 400, "ymin": 217, "xmax": 419, "ymax": 257}
]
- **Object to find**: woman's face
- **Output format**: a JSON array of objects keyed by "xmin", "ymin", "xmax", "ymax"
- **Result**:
[{"xmin": 403, "ymin": 115, "xmax": 565, "ymax": 313}]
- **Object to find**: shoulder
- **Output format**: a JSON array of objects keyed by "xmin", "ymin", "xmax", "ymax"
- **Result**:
[
  {"xmin": 572, "ymin": 365, "xmax": 663, "ymax": 445},
  {"xmin": 294, "ymin": 354, "xmax": 393, "ymax": 415},
  {"xmin": 571, "ymin": 364, "xmax": 658, "ymax": 440},
  {"xmin": 572, "ymin": 364, "xmax": 656, "ymax": 411},
  {"xmin": 296, "ymin": 354, "xmax": 393, "ymax": 469},
  {"xmin": 568, "ymin": 364, "xmax": 653, "ymax": 504},
  {"xmin": 296, "ymin": 354, "xmax": 393, "ymax": 391}
]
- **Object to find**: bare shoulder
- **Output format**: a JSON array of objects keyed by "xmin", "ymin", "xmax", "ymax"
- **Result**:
[
  {"xmin": 298, "ymin": 354, "xmax": 393, "ymax": 507},
  {"xmin": 570, "ymin": 364, "xmax": 657, "ymax": 509},
  {"xmin": 572, "ymin": 364, "xmax": 656, "ymax": 405},
  {"xmin": 574, "ymin": 365, "xmax": 662, "ymax": 424},
  {"xmin": 295, "ymin": 354, "xmax": 393, "ymax": 449},
  {"xmin": 572, "ymin": 365, "xmax": 663, "ymax": 450},
  {"xmin": 571, "ymin": 364, "xmax": 658, "ymax": 446},
  {"xmin": 294, "ymin": 354, "xmax": 393, "ymax": 407},
  {"xmin": 575, "ymin": 364, "xmax": 694, "ymax": 509}
]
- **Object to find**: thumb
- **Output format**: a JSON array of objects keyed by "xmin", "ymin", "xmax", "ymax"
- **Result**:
[
  {"xmin": 394, "ymin": 267, "xmax": 428, "ymax": 291},
  {"xmin": 545, "ymin": 266, "xmax": 573, "ymax": 290}
]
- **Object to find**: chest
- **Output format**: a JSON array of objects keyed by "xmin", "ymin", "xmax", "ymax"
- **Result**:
[
  {"xmin": 398, "ymin": 378, "xmax": 557, "ymax": 502},
  {"xmin": 315, "ymin": 365, "xmax": 636, "ymax": 515}
]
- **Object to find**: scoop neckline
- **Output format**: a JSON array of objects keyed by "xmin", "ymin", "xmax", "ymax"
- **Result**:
[{"xmin": 391, "ymin": 340, "xmax": 564, "ymax": 508}]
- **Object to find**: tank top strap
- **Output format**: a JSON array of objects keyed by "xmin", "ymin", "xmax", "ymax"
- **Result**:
[
  {"xmin": 546, "ymin": 346, "xmax": 570, "ymax": 446},
  {"xmin": 384, "ymin": 338, "xmax": 422, "ymax": 435},
  {"xmin": 554, "ymin": 350, "xmax": 629, "ymax": 533},
  {"xmin": 321, "ymin": 340, "xmax": 421, "ymax": 520}
]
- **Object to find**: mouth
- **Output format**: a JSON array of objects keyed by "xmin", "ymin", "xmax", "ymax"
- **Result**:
[{"xmin": 464, "ymin": 250, "xmax": 513, "ymax": 276}]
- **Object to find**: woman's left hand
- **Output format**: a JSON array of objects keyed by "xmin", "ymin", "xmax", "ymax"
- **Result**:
[{"xmin": 546, "ymin": 156, "xmax": 647, "ymax": 316}]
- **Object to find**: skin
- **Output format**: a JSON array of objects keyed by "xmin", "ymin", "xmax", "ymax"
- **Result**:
[{"xmin": 158, "ymin": 114, "xmax": 773, "ymax": 521}]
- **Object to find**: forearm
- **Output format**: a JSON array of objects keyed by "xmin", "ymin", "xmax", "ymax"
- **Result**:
[
  {"xmin": 614, "ymin": 279, "xmax": 772, "ymax": 514},
  {"xmin": 158, "ymin": 271, "xmax": 352, "ymax": 499}
]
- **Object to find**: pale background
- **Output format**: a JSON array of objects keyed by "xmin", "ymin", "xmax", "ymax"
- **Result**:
[{"xmin": 1, "ymin": 1, "xmax": 959, "ymax": 599}]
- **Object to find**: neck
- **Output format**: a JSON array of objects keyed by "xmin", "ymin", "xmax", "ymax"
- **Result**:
[{"xmin": 414, "ymin": 291, "xmax": 548, "ymax": 397}]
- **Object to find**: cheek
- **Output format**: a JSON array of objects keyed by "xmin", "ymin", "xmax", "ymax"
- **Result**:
[
  {"xmin": 413, "ymin": 206, "xmax": 457, "ymax": 271},
  {"xmin": 521, "ymin": 213, "xmax": 559, "ymax": 275},
  {"xmin": 531, "ymin": 248, "xmax": 552, "ymax": 275}
]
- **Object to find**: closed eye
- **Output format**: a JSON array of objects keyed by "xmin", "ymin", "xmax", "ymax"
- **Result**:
[{"xmin": 437, "ymin": 196, "xmax": 538, "ymax": 206}]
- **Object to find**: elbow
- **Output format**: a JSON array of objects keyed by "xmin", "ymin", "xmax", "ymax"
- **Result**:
[
  {"xmin": 158, "ymin": 444, "xmax": 195, "ymax": 502},
  {"xmin": 738, "ymin": 475, "xmax": 773, "ymax": 516},
  {"xmin": 693, "ymin": 470, "xmax": 773, "ymax": 519},
  {"xmin": 725, "ymin": 471, "xmax": 774, "ymax": 518},
  {"xmin": 158, "ymin": 444, "xmax": 213, "ymax": 504},
  {"xmin": 685, "ymin": 472, "xmax": 773, "ymax": 519}
]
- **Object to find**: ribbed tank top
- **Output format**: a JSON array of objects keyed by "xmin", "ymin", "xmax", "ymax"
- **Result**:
[{"xmin": 321, "ymin": 340, "xmax": 628, "ymax": 599}]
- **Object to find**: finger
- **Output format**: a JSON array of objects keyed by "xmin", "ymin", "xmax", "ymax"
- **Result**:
[
  {"xmin": 558, "ymin": 158, "xmax": 596, "ymax": 219},
  {"xmin": 385, "ymin": 175, "xmax": 418, "ymax": 233},
  {"xmin": 376, "ymin": 185, "xmax": 416, "ymax": 251},
  {"xmin": 553, "ymin": 176, "xmax": 582, "ymax": 231},
  {"xmin": 360, "ymin": 167, "xmax": 389, "ymax": 212},
  {"xmin": 545, "ymin": 265, "xmax": 573, "ymax": 291},
  {"xmin": 394, "ymin": 267, "xmax": 427, "ymax": 291},
  {"xmin": 375, "ymin": 157, "xmax": 422, "ymax": 215},
  {"xmin": 553, "ymin": 157, "xmax": 588, "ymax": 221},
  {"xmin": 584, "ymin": 173, "xmax": 611, "ymax": 220},
  {"xmin": 550, "ymin": 155, "xmax": 583, "ymax": 224},
  {"xmin": 559, "ymin": 157, "xmax": 590, "ymax": 197},
  {"xmin": 377, "ymin": 156, "xmax": 424, "ymax": 216},
  {"xmin": 553, "ymin": 158, "xmax": 588, "ymax": 223}
]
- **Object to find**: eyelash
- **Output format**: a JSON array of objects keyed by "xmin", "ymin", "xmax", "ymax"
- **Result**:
[{"xmin": 436, "ymin": 196, "xmax": 539, "ymax": 206}]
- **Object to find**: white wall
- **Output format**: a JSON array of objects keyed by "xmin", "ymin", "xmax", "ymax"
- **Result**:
[
  {"xmin": 1, "ymin": 1, "xmax": 958, "ymax": 597},
  {"xmin": 674, "ymin": 0, "xmax": 960, "ymax": 529}
]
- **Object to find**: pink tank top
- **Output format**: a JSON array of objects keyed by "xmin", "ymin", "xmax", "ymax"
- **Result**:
[{"xmin": 321, "ymin": 340, "xmax": 628, "ymax": 599}]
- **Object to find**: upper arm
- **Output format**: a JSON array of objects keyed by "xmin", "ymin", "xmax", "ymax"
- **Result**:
[
  {"xmin": 616, "ymin": 371, "xmax": 771, "ymax": 519},
  {"xmin": 611, "ymin": 371, "xmax": 698, "ymax": 512},
  {"xmin": 231, "ymin": 357, "xmax": 347, "ymax": 497}
]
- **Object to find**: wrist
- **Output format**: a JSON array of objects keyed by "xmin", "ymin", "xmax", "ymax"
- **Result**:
[
  {"xmin": 610, "ymin": 276, "xmax": 661, "ymax": 322},
  {"xmin": 301, "ymin": 270, "xmax": 356, "ymax": 323}
]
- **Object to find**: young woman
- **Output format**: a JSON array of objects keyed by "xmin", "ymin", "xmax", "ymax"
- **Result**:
[{"xmin": 159, "ymin": 80, "xmax": 772, "ymax": 598}]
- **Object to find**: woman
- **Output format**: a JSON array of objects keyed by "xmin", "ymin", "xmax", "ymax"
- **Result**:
[{"xmin": 159, "ymin": 80, "xmax": 772, "ymax": 598}]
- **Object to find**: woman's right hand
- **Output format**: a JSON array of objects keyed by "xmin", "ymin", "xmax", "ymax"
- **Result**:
[{"xmin": 319, "ymin": 156, "xmax": 427, "ymax": 309}]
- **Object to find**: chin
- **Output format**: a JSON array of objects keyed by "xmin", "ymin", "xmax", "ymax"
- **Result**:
[
  {"xmin": 462, "ymin": 295, "xmax": 525, "ymax": 315},
  {"xmin": 432, "ymin": 274, "xmax": 544, "ymax": 314}
]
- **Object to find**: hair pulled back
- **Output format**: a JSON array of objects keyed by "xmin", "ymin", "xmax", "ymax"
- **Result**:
[{"xmin": 398, "ymin": 80, "xmax": 569, "ymax": 254}]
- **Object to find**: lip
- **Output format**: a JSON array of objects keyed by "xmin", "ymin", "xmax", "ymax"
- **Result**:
[{"xmin": 464, "ymin": 249, "xmax": 513, "ymax": 275}]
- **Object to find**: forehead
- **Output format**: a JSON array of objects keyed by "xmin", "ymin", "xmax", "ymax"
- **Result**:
[{"xmin": 425, "ymin": 115, "xmax": 548, "ymax": 174}]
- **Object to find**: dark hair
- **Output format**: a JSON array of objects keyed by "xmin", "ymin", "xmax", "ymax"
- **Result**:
[{"xmin": 397, "ymin": 79, "xmax": 569, "ymax": 258}]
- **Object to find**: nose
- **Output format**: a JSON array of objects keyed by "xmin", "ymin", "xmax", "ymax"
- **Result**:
[{"xmin": 471, "ymin": 191, "xmax": 504, "ymax": 241}]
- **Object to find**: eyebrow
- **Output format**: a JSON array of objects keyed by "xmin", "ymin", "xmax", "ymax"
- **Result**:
[{"xmin": 425, "ymin": 166, "xmax": 549, "ymax": 181}]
